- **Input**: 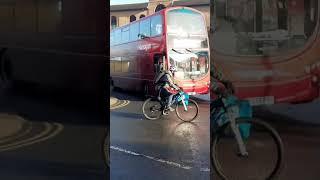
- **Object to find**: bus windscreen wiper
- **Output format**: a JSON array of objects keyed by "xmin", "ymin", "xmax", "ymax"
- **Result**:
[
  {"xmin": 172, "ymin": 48, "xmax": 184, "ymax": 54},
  {"xmin": 185, "ymin": 48, "xmax": 192, "ymax": 52}
]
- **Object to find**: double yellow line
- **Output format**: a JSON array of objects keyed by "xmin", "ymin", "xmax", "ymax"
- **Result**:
[
  {"xmin": 0, "ymin": 115, "xmax": 64, "ymax": 152},
  {"xmin": 110, "ymin": 99, "xmax": 130, "ymax": 110}
]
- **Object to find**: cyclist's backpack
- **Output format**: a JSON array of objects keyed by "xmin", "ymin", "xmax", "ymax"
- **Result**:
[{"xmin": 155, "ymin": 71, "xmax": 170, "ymax": 84}]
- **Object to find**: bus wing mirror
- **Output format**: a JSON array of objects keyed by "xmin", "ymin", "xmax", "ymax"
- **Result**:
[
  {"xmin": 138, "ymin": 33, "xmax": 149, "ymax": 39},
  {"xmin": 258, "ymin": 47, "xmax": 273, "ymax": 57}
]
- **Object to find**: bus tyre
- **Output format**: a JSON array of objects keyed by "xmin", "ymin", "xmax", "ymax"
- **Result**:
[
  {"xmin": 110, "ymin": 80, "xmax": 114, "ymax": 93},
  {"xmin": 0, "ymin": 53, "xmax": 12, "ymax": 89},
  {"xmin": 102, "ymin": 130, "xmax": 110, "ymax": 168},
  {"xmin": 144, "ymin": 83, "xmax": 149, "ymax": 98}
]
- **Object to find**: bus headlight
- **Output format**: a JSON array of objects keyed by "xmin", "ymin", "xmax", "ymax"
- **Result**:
[
  {"xmin": 312, "ymin": 75, "xmax": 318, "ymax": 83},
  {"xmin": 312, "ymin": 64, "xmax": 317, "ymax": 70},
  {"xmin": 305, "ymin": 65, "xmax": 311, "ymax": 74}
]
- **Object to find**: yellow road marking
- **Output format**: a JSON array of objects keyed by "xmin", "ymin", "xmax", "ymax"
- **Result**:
[
  {"xmin": 110, "ymin": 100, "xmax": 130, "ymax": 110},
  {"xmin": 0, "ymin": 122, "xmax": 32, "ymax": 144},
  {"xmin": 0, "ymin": 123, "xmax": 64, "ymax": 152}
]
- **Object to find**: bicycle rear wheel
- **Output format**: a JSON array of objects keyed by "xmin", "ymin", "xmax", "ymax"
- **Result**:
[
  {"xmin": 176, "ymin": 99, "xmax": 199, "ymax": 122},
  {"xmin": 142, "ymin": 97, "xmax": 162, "ymax": 120},
  {"xmin": 211, "ymin": 118, "xmax": 284, "ymax": 180}
]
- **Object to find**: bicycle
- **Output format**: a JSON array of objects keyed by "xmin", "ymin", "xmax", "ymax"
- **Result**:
[
  {"xmin": 210, "ymin": 89, "xmax": 284, "ymax": 180},
  {"xmin": 142, "ymin": 88, "xmax": 199, "ymax": 122}
]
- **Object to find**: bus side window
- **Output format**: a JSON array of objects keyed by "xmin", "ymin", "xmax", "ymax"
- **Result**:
[
  {"xmin": 121, "ymin": 26, "xmax": 129, "ymax": 44},
  {"xmin": 110, "ymin": 32, "xmax": 114, "ymax": 46},
  {"xmin": 130, "ymin": 22, "xmax": 139, "ymax": 41},
  {"xmin": 114, "ymin": 29, "xmax": 121, "ymax": 45},
  {"xmin": 151, "ymin": 15, "xmax": 163, "ymax": 36},
  {"xmin": 139, "ymin": 18, "xmax": 151, "ymax": 38}
]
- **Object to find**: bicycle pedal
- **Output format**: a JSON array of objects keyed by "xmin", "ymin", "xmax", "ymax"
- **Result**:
[
  {"xmin": 237, "ymin": 151, "xmax": 249, "ymax": 158},
  {"xmin": 162, "ymin": 110, "xmax": 169, "ymax": 115}
]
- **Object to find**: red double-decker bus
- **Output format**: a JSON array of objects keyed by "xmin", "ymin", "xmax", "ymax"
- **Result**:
[
  {"xmin": 0, "ymin": 0, "xmax": 106, "ymax": 103},
  {"xmin": 110, "ymin": 7, "xmax": 210, "ymax": 96},
  {"xmin": 211, "ymin": 0, "xmax": 320, "ymax": 105}
]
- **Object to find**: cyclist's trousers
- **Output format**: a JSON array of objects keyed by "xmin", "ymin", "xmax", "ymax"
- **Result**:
[{"xmin": 159, "ymin": 88, "xmax": 174, "ymax": 108}]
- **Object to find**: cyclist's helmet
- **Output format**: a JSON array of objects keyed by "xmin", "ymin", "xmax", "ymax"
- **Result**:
[{"xmin": 169, "ymin": 65, "xmax": 177, "ymax": 73}]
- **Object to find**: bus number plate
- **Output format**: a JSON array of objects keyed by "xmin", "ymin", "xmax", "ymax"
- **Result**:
[{"xmin": 247, "ymin": 96, "xmax": 275, "ymax": 106}]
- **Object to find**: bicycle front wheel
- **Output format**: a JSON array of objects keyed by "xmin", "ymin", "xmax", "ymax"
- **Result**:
[
  {"xmin": 142, "ymin": 98, "xmax": 162, "ymax": 120},
  {"xmin": 211, "ymin": 118, "xmax": 284, "ymax": 180},
  {"xmin": 175, "ymin": 99, "xmax": 199, "ymax": 122}
]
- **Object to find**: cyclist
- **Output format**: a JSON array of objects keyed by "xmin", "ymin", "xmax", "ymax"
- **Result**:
[
  {"xmin": 210, "ymin": 64, "xmax": 235, "ymax": 99},
  {"xmin": 154, "ymin": 65, "xmax": 180, "ymax": 112}
]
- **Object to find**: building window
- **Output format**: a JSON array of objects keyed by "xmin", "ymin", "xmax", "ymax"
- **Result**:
[
  {"xmin": 130, "ymin": 15, "xmax": 136, "ymax": 22},
  {"xmin": 111, "ymin": 16, "xmax": 117, "ymax": 29},
  {"xmin": 140, "ymin": 14, "xmax": 146, "ymax": 19},
  {"xmin": 155, "ymin": 4, "xmax": 166, "ymax": 12}
]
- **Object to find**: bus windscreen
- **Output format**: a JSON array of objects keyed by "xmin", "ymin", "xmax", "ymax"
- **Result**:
[{"xmin": 167, "ymin": 8, "xmax": 207, "ymax": 36}]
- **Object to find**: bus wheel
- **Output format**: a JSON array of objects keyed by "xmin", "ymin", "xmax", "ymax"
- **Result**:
[
  {"xmin": 110, "ymin": 80, "xmax": 114, "ymax": 93},
  {"xmin": 144, "ymin": 83, "xmax": 149, "ymax": 99},
  {"xmin": 0, "ymin": 53, "xmax": 12, "ymax": 89}
]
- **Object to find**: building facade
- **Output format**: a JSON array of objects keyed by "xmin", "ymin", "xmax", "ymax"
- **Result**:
[{"xmin": 110, "ymin": 0, "xmax": 210, "ymax": 30}]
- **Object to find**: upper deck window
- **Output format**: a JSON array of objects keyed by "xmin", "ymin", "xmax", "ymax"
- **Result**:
[
  {"xmin": 130, "ymin": 22, "xmax": 139, "ymax": 41},
  {"xmin": 151, "ymin": 15, "xmax": 163, "ymax": 36},
  {"xmin": 121, "ymin": 26, "xmax": 129, "ymax": 43},
  {"xmin": 114, "ymin": 29, "xmax": 121, "ymax": 45},
  {"xmin": 167, "ymin": 8, "xmax": 207, "ymax": 36},
  {"xmin": 139, "ymin": 18, "xmax": 151, "ymax": 38}
]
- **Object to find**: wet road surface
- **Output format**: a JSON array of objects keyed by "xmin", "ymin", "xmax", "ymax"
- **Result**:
[
  {"xmin": 110, "ymin": 90, "xmax": 210, "ymax": 180},
  {"xmin": 0, "ymin": 86, "xmax": 108, "ymax": 180}
]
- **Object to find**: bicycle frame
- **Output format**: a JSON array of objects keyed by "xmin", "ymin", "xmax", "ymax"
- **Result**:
[
  {"xmin": 158, "ymin": 90, "xmax": 190, "ymax": 112},
  {"xmin": 211, "ymin": 95, "xmax": 252, "ymax": 156},
  {"xmin": 174, "ymin": 91, "xmax": 190, "ymax": 111}
]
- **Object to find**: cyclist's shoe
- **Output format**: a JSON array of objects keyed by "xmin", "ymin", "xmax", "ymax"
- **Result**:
[{"xmin": 169, "ymin": 107, "xmax": 175, "ymax": 112}]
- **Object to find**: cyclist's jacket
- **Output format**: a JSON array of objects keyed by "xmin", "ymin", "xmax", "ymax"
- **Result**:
[{"xmin": 154, "ymin": 71, "xmax": 179, "ymax": 93}]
